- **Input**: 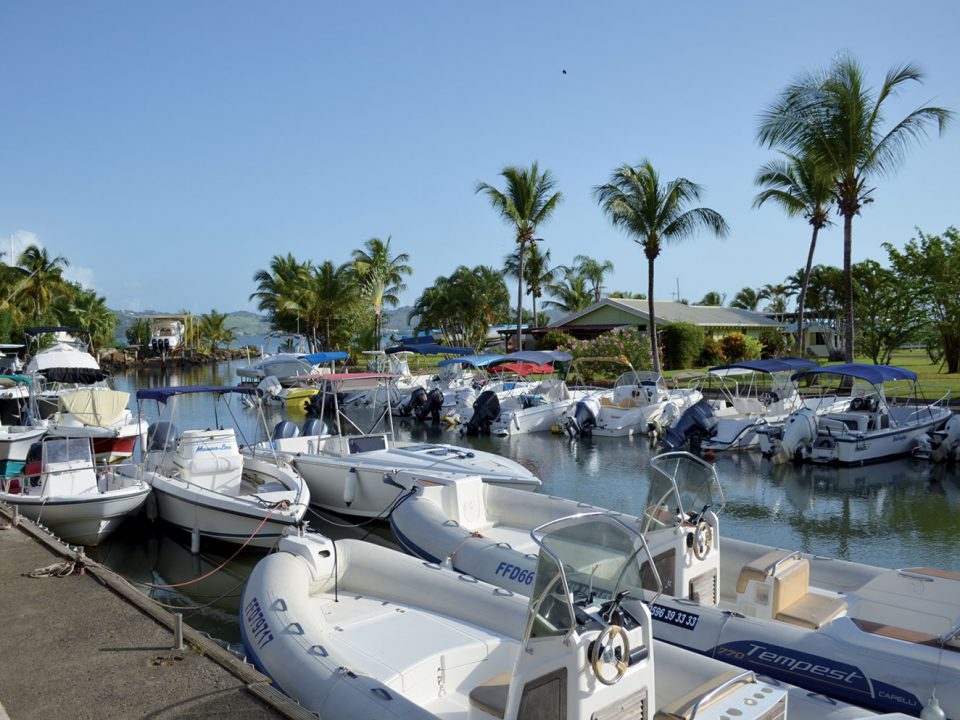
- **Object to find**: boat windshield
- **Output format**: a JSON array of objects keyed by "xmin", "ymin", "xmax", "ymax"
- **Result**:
[
  {"xmin": 526, "ymin": 513, "xmax": 660, "ymax": 642},
  {"xmin": 42, "ymin": 437, "xmax": 94, "ymax": 468},
  {"xmin": 642, "ymin": 451, "xmax": 725, "ymax": 533}
]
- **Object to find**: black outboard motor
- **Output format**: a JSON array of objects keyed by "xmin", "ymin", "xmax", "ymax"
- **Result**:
[
  {"xmin": 566, "ymin": 396, "xmax": 601, "ymax": 438},
  {"xmin": 414, "ymin": 388, "xmax": 445, "ymax": 425},
  {"xmin": 301, "ymin": 417, "xmax": 328, "ymax": 437},
  {"xmin": 396, "ymin": 387, "xmax": 428, "ymax": 417},
  {"xmin": 464, "ymin": 390, "xmax": 501, "ymax": 435},
  {"xmin": 661, "ymin": 399, "xmax": 718, "ymax": 452},
  {"xmin": 147, "ymin": 421, "xmax": 179, "ymax": 452},
  {"xmin": 272, "ymin": 420, "xmax": 301, "ymax": 441}
]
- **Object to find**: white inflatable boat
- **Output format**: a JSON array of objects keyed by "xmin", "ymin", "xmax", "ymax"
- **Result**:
[
  {"xmin": 242, "ymin": 517, "xmax": 913, "ymax": 720},
  {"xmin": 389, "ymin": 453, "xmax": 959, "ymax": 718}
]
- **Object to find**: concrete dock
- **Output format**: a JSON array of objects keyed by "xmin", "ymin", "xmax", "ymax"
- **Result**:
[{"xmin": 0, "ymin": 506, "xmax": 316, "ymax": 720}]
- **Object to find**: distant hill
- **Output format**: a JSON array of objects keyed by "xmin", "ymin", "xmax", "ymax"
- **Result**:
[{"xmin": 112, "ymin": 309, "xmax": 270, "ymax": 345}]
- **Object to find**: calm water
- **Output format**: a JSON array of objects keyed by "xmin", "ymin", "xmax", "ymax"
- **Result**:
[{"xmin": 95, "ymin": 360, "xmax": 960, "ymax": 646}]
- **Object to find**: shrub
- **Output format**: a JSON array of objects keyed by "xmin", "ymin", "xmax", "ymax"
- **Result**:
[
  {"xmin": 537, "ymin": 329, "xmax": 575, "ymax": 351},
  {"xmin": 719, "ymin": 332, "xmax": 762, "ymax": 363},
  {"xmin": 558, "ymin": 327, "xmax": 653, "ymax": 378},
  {"xmin": 660, "ymin": 322, "xmax": 705, "ymax": 370},
  {"xmin": 698, "ymin": 336, "xmax": 725, "ymax": 367},
  {"xmin": 757, "ymin": 328, "xmax": 790, "ymax": 358}
]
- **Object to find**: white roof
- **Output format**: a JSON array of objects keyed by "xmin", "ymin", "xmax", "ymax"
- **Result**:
[{"xmin": 26, "ymin": 343, "xmax": 101, "ymax": 372}]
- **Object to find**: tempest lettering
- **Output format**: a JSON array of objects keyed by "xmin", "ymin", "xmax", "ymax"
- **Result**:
[{"xmin": 743, "ymin": 643, "xmax": 863, "ymax": 684}]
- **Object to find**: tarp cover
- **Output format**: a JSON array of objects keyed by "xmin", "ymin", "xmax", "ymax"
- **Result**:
[
  {"xmin": 385, "ymin": 344, "xmax": 473, "ymax": 356},
  {"xmin": 58, "ymin": 389, "xmax": 130, "ymax": 427},
  {"xmin": 26, "ymin": 344, "xmax": 102, "ymax": 378},
  {"xmin": 487, "ymin": 350, "xmax": 573, "ymax": 367},
  {"xmin": 300, "ymin": 351, "xmax": 349, "ymax": 365},
  {"xmin": 136, "ymin": 386, "xmax": 262, "ymax": 403},
  {"xmin": 437, "ymin": 354, "xmax": 504, "ymax": 368},
  {"xmin": 710, "ymin": 358, "xmax": 819, "ymax": 375},
  {"xmin": 795, "ymin": 363, "xmax": 918, "ymax": 385},
  {"xmin": 488, "ymin": 362, "xmax": 554, "ymax": 376}
]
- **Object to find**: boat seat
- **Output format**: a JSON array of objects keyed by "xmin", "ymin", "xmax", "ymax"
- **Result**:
[
  {"xmin": 776, "ymin": 592, "xmax": 847, "ymax": 630},
  {"xmin": 851, "ymin": 618, "xmax": 960, "ymax": 652},
  {"xmin": 468, "ymin": 671, "xmax": 510, "ymax": 719},
  {"xmin": 735, "ymin": 550, "xmax": 795, "ymax": 594},
  {"xmin": 655, "ymin": 670, "xmax": 745, "ymax": 720}
]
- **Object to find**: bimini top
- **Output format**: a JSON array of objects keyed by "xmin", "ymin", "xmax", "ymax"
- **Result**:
[
  {"xmin": 320, "ymin": 372, "xmax": 400, "ymax": 392},
  {"xmin": 795, "ymin": 363, "xmax": 918, "ymax": 385},
  {"xmin": 136, "ymin": 385, "xmax": 262, "ymax": 403},
  {"xmin": 437, "ymin": 354, "xmax": 504, "ymax": 368},
  {"xmin": 385, "ymin": 343, "xmax": 474, "ymax": 356},
  {"xmin": 710, "ymin": 358, "xmax": 818, "ymax": 376},
  {"xmin": 487, "ymin": 350, "xmax": 573, "ymax": 367},
  {"xmin": 299, "ymin": 351, "xmax": 349, "ymax": 365}
]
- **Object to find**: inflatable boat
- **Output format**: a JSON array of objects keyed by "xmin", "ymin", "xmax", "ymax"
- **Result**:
[{"xmin": 389, "ymin": 453, "xmax": 959, "ymax": 718}]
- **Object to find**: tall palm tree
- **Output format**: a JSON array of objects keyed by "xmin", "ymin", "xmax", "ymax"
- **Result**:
[
  {"xmin": 67, "ymin": 291, "xmax": 116, "ymax": 356},
  {"xmin": 16, "ymin": 244, "xmax": 69, "ymax": 324},
  {"xmin": 758, "ymin": 283, "xmax": 796, "ymax": 314},
  {"xmin": 729, "ymin": 287, "xmax": 761, "ymax": 311},
  {"xmin": 289, "ymin": 261, "xmax": 357, "ymax": 351},
  {"xmin": 198, "ymin": 310, "xmax": 235, "ymax": 352},
  {"xmin": 594, "ymin": 161, "xmax": 729, "ymax": 374},
  {"xmin": 574, "ymin": 255, "xmax": 614, "ymax": 303},
  {"xmin": 544, "ymin": 266, "xmax": 593, "ymax": 314},
  {"xmin": 504, "ymin": 241, "xmax": 555, "ymax": 328},
  {"xmin": 753, "ymin": 151, "xmax": 834, "ymax": 354},
  {"xmin": 696, "ymin": 291, "xmax": 725, "ymax": 306},
  {"xmin": 476, "ymin": 162, "xmax": 562, "ymax": 350},
  {"xmin": 350, "ymin": 236, "xmax": 412, "ymax": 351},
  {"xmin": 758, "ymin": 54, "xmax": 951, "ymax": 361},
  {"xmin": 250, "ymin": 253, "xmax": 311, "ymax": 333}
]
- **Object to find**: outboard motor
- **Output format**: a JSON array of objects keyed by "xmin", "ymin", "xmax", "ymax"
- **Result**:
[
  {"xmin": 661, "ymin": 399, "xmax": 718, "ymax": 452},
  {"xmin": 272, "ymin": 420, "xmax": 300, "ymax": 441},
  {"xmin": 396, "ymin": 387, "xmax": 428, "ymax": 417},
  {"xmin": 414, "ymin": 388, "xmax": 445, "ymax": 425},
  {"xmin": 301, "ymin": 417, "xmax": 328, "ymax": 437},
  {"xmin": 933, "ymin": 415, "xmax": 960, "ymax": 463},
  {"xmin": 464, "ymin": 390, "xmax": 501, "ymax": 435},
  {"xmin": 770, "ymin": 408, "xmax": 818, "ymax": 464},
  {"xmin": 147, "ymin": 421, "xmax": 179, "ymax": 452},
  {"xmin": 566, "ymin": 396, "xmax": 601, "ymax": 438}
]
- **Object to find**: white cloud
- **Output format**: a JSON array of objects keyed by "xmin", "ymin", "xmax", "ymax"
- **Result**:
[{"xmin": 3, "ymin": 229, "xmax": 97, "ymax": 292}]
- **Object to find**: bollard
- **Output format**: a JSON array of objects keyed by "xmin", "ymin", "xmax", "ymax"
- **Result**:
[
  {"xmin": 173, "ymin": 612, "xmax": 184, "ymax": 650},
  {"xmin": 12, "ymin": 504, "xmax": 19, "ymax": 527}
]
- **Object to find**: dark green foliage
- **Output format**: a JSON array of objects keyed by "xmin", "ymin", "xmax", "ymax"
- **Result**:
[
  {"xmin": 536, "ymin": 329, "xmax": 575, "ymax": 351},
  {"xmin": 660, "ymin": 322, "xmax": 705, "ymax": 370},
  {"xmin": 719, "ymin": 332, "xmax": 762, "ymax": 363},
  {"xmin": 698, "ymin": 336, "xmax": 725, "ymax": 366}
]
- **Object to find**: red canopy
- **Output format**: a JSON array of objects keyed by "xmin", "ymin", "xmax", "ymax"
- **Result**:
[{"xmin": 488, "ymin": 362, "xmax": 553, "ymax": 377}]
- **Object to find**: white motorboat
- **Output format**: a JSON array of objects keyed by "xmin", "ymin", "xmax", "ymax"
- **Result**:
[
  {"xmin": 389, "ymin": 452, "xmax": 960, "ymax": 718},
  {"xmin": 246, "ymin": 372, "xmax": 540, "ymax": 518},
  {"xmin": 0, "ymin": 374, "xmax": 45, "ymax": 476},
  {"xmin": 148, "ymin": 316, "xmax": 186, "ymax": 354},
  {"xmin": 0, "ymin": 436, "xmax": 150, "ymax": 545},
  {"xmin": 41, "ymin": 387, "xmax": 147, "ymax": 462},
  {"xmin": 768, "ymin": 364, "xmax": 953, "ymax": 465},
  {"xmin": 236, "ymin": 333, "xmax": 343, "ymax": 388},
  {"xmin": 247, "ymin": 351, "xmax": 350, "ymax": 412},
  {"xmin": 136, "ymin": 386, "xmax": 309, "ymax": 549},
  {"xmin": 24, "ymin": 326, "xmax": 109, "ymax": 419},
  {"xmin": 558, "ymin": 359, "xmax": 703, "ymax": 438},
  {"xmin": 662, "ymin": 358, "xmax": 845, "ymax": 453},
  {"xmin": 241, "ymin": 515, "xmax": 799, "ymax": 720}
]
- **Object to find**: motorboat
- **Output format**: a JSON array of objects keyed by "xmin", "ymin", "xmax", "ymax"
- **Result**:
[
  {"xmin": 247, "ymin": 351, "xmax": 350, "ymax": 412},
  {"xmin": 768, "ymin": 364, "xmax": 953, "ymax": 465},
  {"xmin": 389, "ymin": 452, "xmax": 960, "ymax": 717},
  {"xmin": 40, "ymin": 387, "xmax": 147, "ymax": 462},
  {"xmin": 454, "ymin": 350, "xmax": 593, "ymax": 436},
  {"xmin": 241, "ymin": 515, "xmax": 800, "ymax": 720},
  {"xmin": 148, "ymin": 316, "xmax": 186, "ymax": 354},
  {"xmin": 246, "ymin": 372, "xmax": 540, "ymax": 518},
  {"xmin": 23, "ymin": 326, "xmax": 109, "ymax": 418},
  {"xmin": 0, "ymin": 374, "xmax": 45, "ymax": 476},
  {"xmin": 662, "ymin": 358, "xmax": 843, "ymax": 453},
  {"xmin": 136, "ymin": 386, "xmax": 309, "ymax": 550},
  {"xmin": 0, "ymin": 436, "xmax": 150, "ymax": 545},
  {"xmin": 558, "ymin": 358, "xmax": 703, "ymax": 438},
  {"xmin": 236, "ymin": 333, "xmax": 344, "ymax": 388}
]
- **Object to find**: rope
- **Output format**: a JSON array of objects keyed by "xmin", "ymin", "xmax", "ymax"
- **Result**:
[
  {"xmin": 24, "ymin": 561, "xmax": 78, "ymax": 578},
  {"xmin": 447, "ymin": 531, "xmax": 485, "ymax": 565}
]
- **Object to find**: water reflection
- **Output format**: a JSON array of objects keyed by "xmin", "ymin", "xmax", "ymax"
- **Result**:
[{"xmin": 99, "ymin": 360, "xmax": 960, "ymax": 643}]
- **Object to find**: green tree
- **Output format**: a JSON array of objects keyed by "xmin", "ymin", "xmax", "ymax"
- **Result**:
[
  {"xmin": 289, "ymin": 261, "xmax": 357, "ymax": 351},
  {"xmin": 250, "ymin": 253, "xmax": 312, "ymax": 333},
  {"xmin": 758, "ymin": 283, "xmax": 796, "ymax": 314},
  {"xmin": 544, "ymin": 266, "xmax": 592, "ymax": 314},
  {"xmin": 695, "ymin": 291, "xmax": 725, "ymax": 306},
  {"xmin": 66, "ymin": 289, "xmax": 116, "ymax": 355},
  {"xmin": 350, "ymin": 236, "xmax": 412, "ymax": 351},
  {"xmin": 476, "ymin": 162, "xmax": 562, "ymax": 350},
  {"xmin": 852, "ymin": 259, "xmax": 925, "ymax": 365},
  {"xmin": 753, "ymin": 151, "xmax": 834, "ymax": 354},
  {"xmin": 198, "ymin": 309, "xmax": 235, "ymax": 352},
  {"xmin": 126, "ymin": 318, "xmax": 152, "ymax": 348},
  {"xmin": 504, "ymin": 240, "xmax": 555, "ymax": 328},
  {"xmin": 758, "ymin": 53, "xmax": 952, "ymax": 361},
  {"xmin": 885, "ymin": 228, "xmax": 960, "ymax": 372},
  {"xmin": 729, "ymin": 287, "xmax": 761, "ymax": 311},
  {"xmin": 15, "ymin": 244, "xmax": 70, "ymax": 324},
  {"xmin": 594, "ymin": 160, "xmax": 729, "ymax": 374},
  {"xmin": 574, "ymin": 255, "xmax": 615, "ymax": 303}
]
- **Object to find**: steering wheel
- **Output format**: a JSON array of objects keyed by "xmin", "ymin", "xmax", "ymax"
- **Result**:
[
  {"xmin": 693, "ymin": 520, "xmax": 713, "ymax": 560},
  {"xmin": 759, "ymin": 391, "xmax": 779, "ymax": 406},
  {"xmin": 850, "ymin": 396, "xmax": 864, "ymax": 411},
  {"xmin": 591, "ymin": 625, "xmax": 630, "ymax": 685}
]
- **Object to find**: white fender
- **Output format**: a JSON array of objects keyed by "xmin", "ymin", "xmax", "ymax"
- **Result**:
[
  {"xmin": 932, "ymin": 415, "xmax": 960, "ymax": 463},
  {"xmin": 343, "ymin": 467, "xmax": 357, "ymax": 506},
  {"xmin": 771, "ymin": 407, "xmax": 818, "ymax": 464}
]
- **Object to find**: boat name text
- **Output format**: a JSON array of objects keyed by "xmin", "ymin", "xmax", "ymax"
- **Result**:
[{"xmin": 244, "ymin": 596, "xmax": 275, "ymax": 650}]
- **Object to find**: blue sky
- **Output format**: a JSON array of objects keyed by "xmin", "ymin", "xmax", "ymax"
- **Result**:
[{"xmin": 2, "ymin": 2, "xmax": 958, "ymax": 315}]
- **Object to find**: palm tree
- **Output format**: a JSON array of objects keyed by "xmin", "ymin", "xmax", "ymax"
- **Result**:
[
  {"xmin": 574, "ymin": 255, "xmax": 614, "ymax": 303},
  {"xmin": 350, "ymin": 236, "xmax": 412, "ymax": 351},
  {"xmin": 67, "ymin": 291, "xmax": 116, "ymax": 356},
  {"xmin": 594, "ymin": 161, "xmax": 729, "ymax": 374},
  {"xmin": 544, "ymin": 267, "xmax": 593, "ymax": 314},
  {"xmin": 289, "ymin": 261, "xmax": 357, "ymax": 351},
  {"xmin": 729, "ymin": 287, "xmax": 761, "ymax": 311},
  {"xmin": 696, "ymin": 291, "xmax": 725, "ymax": 306},
  {"xmin": 250, "ymin": 253, "xmax": 311, "ymax": 333},
  {"xmin": 758, "ymin": 283, "xmax": 796, "ymax": 314},
  {"xmin": 758, "ymin": 54, "xmax": 952, "ymax": 361},
  {"xmin": 476, "ymin": 162, "xmax": 562, "ymax": 351},
  {"xmin": 16, "ymin": 244, "xmax": 69, "ymax": 324},
  {"xmin": 753, "ymin": 152, "xmax": 834, "ymax": 355},
  {"xmin": 198, "ymin": 310, "xmax": 235, "ymax": 352},
  {"xmin": 504, "ymin": 241, "xmax": 555, "ymax": 329}
]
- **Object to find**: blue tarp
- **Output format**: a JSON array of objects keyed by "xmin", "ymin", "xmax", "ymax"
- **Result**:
[
  {"xmin": 385, "ymin": 344, "xmax": 474, "ymax": 356},
  {"xmin": 437, "ymin": 354, "xmax": 505, "ymax": 368},
  {"xmin": 795, "ymin": 363, "xmax": 918, "ymax": 385},
  {"xmin": 300, "ymin": 351, "xmax": 348, "ymax": 365},
  {"xmin": 710, "ymin": 358, "xmax": 819, "ymax": 374},
  {"xmin": 487, "ymin": 350, "xmax": 573, "ymax": 367},
  {"xmin": 0, "ymin": 374, "xmax": 31, "ymax": 385},
  {"xmin": 136, "ymin": 386, "xmax": 261, "ymax": 403}
]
